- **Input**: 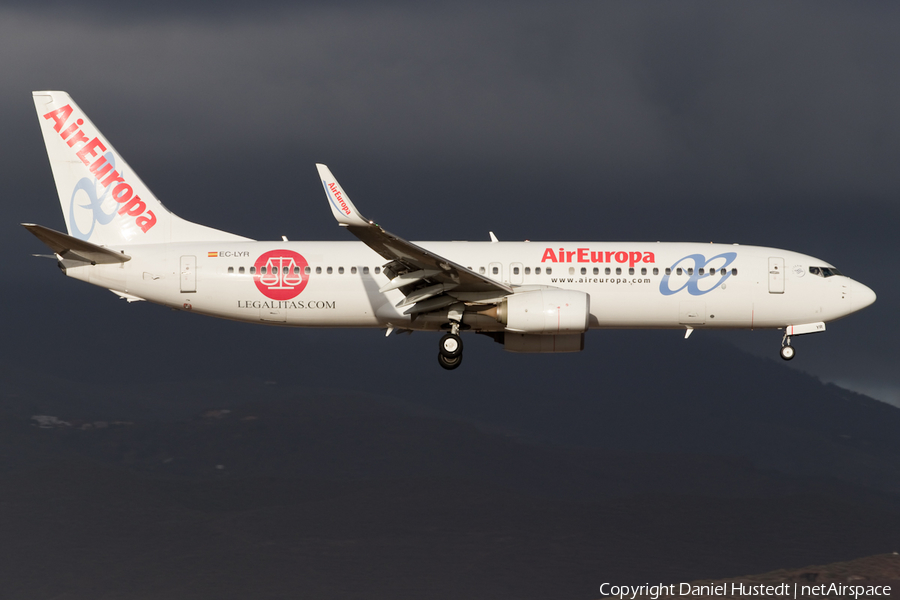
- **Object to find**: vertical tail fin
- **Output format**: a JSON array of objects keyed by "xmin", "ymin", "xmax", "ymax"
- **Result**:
[{"xmin": 33, "ymin": 91, "xmax": 249, "ymax": 245}]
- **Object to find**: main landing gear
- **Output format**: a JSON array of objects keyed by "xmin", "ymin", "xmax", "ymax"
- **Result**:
[
  {"xmin": 780, "ymin": 334, "xmax": 795, "ymax": 361},
  {"xmin": 438, "ymin": 322, "xmax": 464, "ymax": 370}
]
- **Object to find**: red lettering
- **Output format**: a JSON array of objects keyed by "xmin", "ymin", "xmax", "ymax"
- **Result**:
[
  {"xmin": 329, "ymin": 182, "xmax": 351, "ymax": 215},
  {"xmin": 615, "ymin": 251, "xmax": 627, "ymax": 263},
  {"xmin": 111, "ymin": 183, "xmax": 134, "ymax": 204},
  {"xmin": 590, "ymin": 251, "xmax": 604, "ymax": 263},
  {"xmin": 629, "ymin": 251, "xmax": 642, "ymax": 268},
  {"xmin": 75, "ymin": 137, "xmax": 106, "ymax": 165},
  {"xmin": 118, "ymin": 195, "xmax": 146, "ymax": 217},
  {"xmin": 65, "ymin": 129, "xmax": 89, "ymax": 148},
  {"xmin": 88, "ymin": 156, "xmax": 113, "ymax": 180},
  {"xmin": 43, "ymin": 105, "xmax": 73, "ymax": 132},
  {"xmin": 605, "ymin": 251, "xmax": 614, "ymax": 262},
  {"xmin": 136, "ymin": 210, "xmax": 157, "ymax": 232},
  {"xmin": 643, "ymin": 252, "xmax": 655, "ymax": 263},
  {"xmin": 100, "ymin": 170, "xmax": 125, "ymax": 188},
  {"xmin": 577, "ymin": 248, "xmax": 589, "ymax": 262},
  {"xmin": 540, "ymin": 248, "xmax": 557, "ymax": 263},
  {"xmin": 60, "ymin": 119, "xmax": 84, "ymax": 141},
  {"xmin": 566, "ymin": 251, "xmax": 576, "ymax": 262}
]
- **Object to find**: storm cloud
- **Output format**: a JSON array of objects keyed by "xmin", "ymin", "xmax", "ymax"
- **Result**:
[{"xmin": 4, "ymin": 1, "xmax": 899, "ymax": 401}]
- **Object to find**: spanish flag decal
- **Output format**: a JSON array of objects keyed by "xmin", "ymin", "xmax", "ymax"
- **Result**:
[{"xmin": 208, "ymin": 251, "xmax": 218, "ymax": 257}]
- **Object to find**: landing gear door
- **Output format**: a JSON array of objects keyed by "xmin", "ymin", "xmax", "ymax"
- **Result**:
[
  {"xmin": 180, "ymin": 255, "xmax": 196, "ymax": 293},
  {"xmin": 768, "ymin": 257, "xmax": 784, "ymax": 294}
]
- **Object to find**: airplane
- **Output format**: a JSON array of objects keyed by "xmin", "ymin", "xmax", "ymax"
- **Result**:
[{"xmin": 25, "ymin": 91, "xmax": 876, "ymax": 370}]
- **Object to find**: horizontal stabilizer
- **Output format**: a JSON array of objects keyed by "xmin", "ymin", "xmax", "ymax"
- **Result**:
[{"xmin": 22, "ymin": 223, "xmax": 130, "ymax": 264}]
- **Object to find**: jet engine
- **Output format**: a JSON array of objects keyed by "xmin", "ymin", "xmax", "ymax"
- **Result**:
[{"xmin": 495, "ymin": 289, "xmax": 590, "ymax": 334}]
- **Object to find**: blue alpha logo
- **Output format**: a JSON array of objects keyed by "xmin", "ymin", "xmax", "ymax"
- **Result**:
[
  {"xmin": 68, "ymin": 151, "xmax": 119, "ymax": 241},
  {"xmin": 659, "ymin": 252, "xmax": 737, "ymax": 296}
]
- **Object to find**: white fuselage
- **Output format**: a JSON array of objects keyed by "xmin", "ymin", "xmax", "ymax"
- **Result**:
[{"xmin": 65, "ymin": 240, "xmax": 873, "ymax": 332}]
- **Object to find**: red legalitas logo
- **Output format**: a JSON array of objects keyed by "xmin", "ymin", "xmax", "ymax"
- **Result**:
[{"xmin": 253, "ymin": 250, "xmax": 310, "ymax": 300}]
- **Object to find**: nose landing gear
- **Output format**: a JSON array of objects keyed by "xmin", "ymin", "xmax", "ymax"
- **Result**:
[
  {"xmin": 780, "ymin": 334, "xmax": 795, "ymax": 361},
  {"xmin": 438, "ymin": 322, "xmax": 464, "ymax": 370}
]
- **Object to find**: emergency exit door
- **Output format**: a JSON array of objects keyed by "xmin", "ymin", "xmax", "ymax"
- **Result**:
[{"xmin": 768, "ymin": 257, "xmax": 784, "ymax": 294}]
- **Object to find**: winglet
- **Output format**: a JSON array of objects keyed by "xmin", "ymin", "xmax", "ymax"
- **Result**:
[{"xmin": 316, "ymin": 164, "xmax": 370, "ymax": 227}]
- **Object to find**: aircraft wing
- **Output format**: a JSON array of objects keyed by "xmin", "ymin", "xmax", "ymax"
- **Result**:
[{"xmin": 316, "ymin": 164, "xmax": 513, "ymax": 314}]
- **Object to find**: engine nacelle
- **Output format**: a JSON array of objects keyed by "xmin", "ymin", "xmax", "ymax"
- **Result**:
[
  {"xmin": 497, "ymin": 289, "xmax": 590, "ymax": 334},
  {"xmin": 503, "ymin": 332, "xmax": 584, "ymax": 353}
]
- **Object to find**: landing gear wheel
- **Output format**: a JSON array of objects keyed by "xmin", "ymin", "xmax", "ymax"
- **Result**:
[
  {"xmin": 780, "ymin": 345, "xmax": 795, "ymax": 361},
  {"xmin": 439, "ymin": 333, "xmax": 463, "ymax": 358},
  {"xmin": 438, "ymin": 352, "xmax": 463, "ymax": 370}
]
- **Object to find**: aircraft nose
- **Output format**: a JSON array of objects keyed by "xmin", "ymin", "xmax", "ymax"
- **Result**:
[{"xmin": 850, "ymin": 280, "xmax": 876, "ymax": 313}]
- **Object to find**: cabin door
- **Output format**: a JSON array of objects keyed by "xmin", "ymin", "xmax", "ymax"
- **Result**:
[
  {"xmin": 180, "ymin": 255, "xmax": 196, "ymax": 293},
  {"xmin": 768, "ymin": 257, "xmax": 784, "ymax": 294}
]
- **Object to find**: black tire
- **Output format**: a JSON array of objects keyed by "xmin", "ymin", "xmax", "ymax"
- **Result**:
[
  {"xmin": 439, "ymin": 333, "xmax": 463, "ymax": 358},
  {"xmin": 780, "ymin": 345, "xmax": 795, "ymax": 361},
  {"xmin": 438, "ymin": 352, "xmax": 463, "ymax": 370}
]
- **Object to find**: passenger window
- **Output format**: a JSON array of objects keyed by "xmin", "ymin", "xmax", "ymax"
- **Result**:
[
  {"xmin": 327, "ymin": 267, "xmax": 333, "ymax": 274},
  {"xmin": 283, "ymin": 266, "xmax": 289, "ymax": 274},
  {"xmin": 492, "ymin": 266, "xmax": 499, "ymax": 275},
  {"xmin": 513, "ymin": 267, "xmax": 520, "ymax": 275},
  {"xmin": 605, "ymin": 268, "xmax": 611, "ymax": 275},
  {"xmin": 261, "ymin": 266, "xmax": 267, "ymax": 275},
  {"xmin": 535, "ymin": 267, "xmax": 541, "ymax": 275},
  {"xmin": 293, "ymin": 266, "xmax": 300, "ymax": 274},
  {"xmin": 228, "ymin": 266, "xmax": 234, "ymax": 274},
  {"xmin": 250, "ymin": 266, "xmax": 256, "ymax": 274},
  {"xmin": 720, "ymin": 268, "xmax": 726, "ymax": 276},
  {"xmin": 525, "ymin": 267, "xmax": 531, "ymax": 275},
  {"xmin": 616, "ymin": 268, "xmax": 622, "ymax": 275},
  {"xmin": 305, "ymin": 266, "xmax": 311, "ymax": 274},
  {"xmin": 239, "ymin": 266, "xmax": 245, "ymax": 274},
  {"xmin": 641, "ymin": 268, "xmax": 647, "ymax": 275},
  {"xmin": 676, "ymin": 268, "xmax": 682, "ymax": 275},
  {"xmin": 351, "ymin": 266, "xmax": 357, "ymax": 274},
  {"xmin": 628, "ymin": 268, "xmax": 634, "ymax": 275},
  {"xmin": 699, "ymin": 268, "xmax": 705, "ymax": 275},
  {"xmin": 316, "ymin": 267, "xmax": 322, "ymax": 274},
  {"xmin": 546, "ymin": 267, "xmax": 552, "ymax": 274},
  {"xmin": 731, "ymin": 268, "xmax": 738, "ymax": 276},
  {"xmin": 479, "ymin": 267, "xmax": 486, "ymax": 274},
  {"xmin": 338, "ymin": 267, "xmax": 344, "ymax": 274},
  {"xmin": 653, "ymin": 268, "xmax": 659, "ymax": 275},
  {"xmin": 375, "ymin": 267, "xmax": 381, "ymax": 274},
  {"xmin": 580, "ymin": 267, "xmax": 587, "ymax": 275},
  {"xmin": 363, "ymin": 266, "xmax": 370, "ymax": 274},
  {"xmin": 569, "ymin": 267, "xmax": 575, "ymax": 275},
  {"xmin": 687, "ymin": 268, "xmax": 694, "ymax": 275},
  {"xmin": 593, "ymin": 267, "xmax": 599, "ymax": 275}
]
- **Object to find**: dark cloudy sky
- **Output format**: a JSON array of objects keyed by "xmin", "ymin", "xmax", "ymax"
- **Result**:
[{"xmin": 4, "ymin": 1, "xmax": 899, "ymax": 404}]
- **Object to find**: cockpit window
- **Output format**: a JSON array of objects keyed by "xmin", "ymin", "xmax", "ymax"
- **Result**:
[{"xmin": 809, "ymin": 266, "xmax": 843, "ymax": 278}]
